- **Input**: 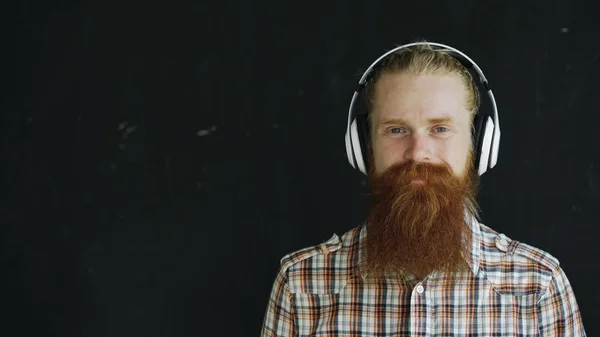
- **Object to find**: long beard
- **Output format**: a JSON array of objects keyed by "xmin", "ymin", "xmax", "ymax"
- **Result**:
[{"xmin": 361, "ymin": 153, "xmax": 479, "ymax": 281}]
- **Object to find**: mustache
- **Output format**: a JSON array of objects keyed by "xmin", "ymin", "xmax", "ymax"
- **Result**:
[{"xmin": 369, "ymin": 160, "xmax": 462, "ymax": 194}]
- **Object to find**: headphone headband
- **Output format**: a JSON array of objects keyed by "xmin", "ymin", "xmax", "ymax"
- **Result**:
[{"xmin": 357, "ymin": 42, "xmax": 489, "ymax": 87}]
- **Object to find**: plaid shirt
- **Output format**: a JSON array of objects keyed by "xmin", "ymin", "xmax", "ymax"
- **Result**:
[{"xmin": 261, "ymin": 217, "xmax": 586, "ymax": 336}]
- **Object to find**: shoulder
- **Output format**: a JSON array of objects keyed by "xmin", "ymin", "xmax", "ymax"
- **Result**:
[
  {"xmin": 478, "ymin": 222, "xmax": 560, "ymax": 271},
  {"xmin": 478, "ymin": 222, "xmax": 561, "ymax": 295},
  {"xmin": 276, "ymin": 225, "xmax": 362, "ymax": 294}
]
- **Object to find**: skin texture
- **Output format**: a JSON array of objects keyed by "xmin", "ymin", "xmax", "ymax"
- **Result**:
[{"xmin": 369, "ymin": 72, "xmax": 472, "ymax": 177}]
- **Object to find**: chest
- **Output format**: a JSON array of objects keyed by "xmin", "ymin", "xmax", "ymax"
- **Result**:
[{"xmin": 292, "ymin": 277, "xmax": 540, "ymax": 336}]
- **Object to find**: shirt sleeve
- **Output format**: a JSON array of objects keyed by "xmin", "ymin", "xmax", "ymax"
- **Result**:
[
  {"xmin": 537, "ymin": 267, "xmax": 586, "ymax": 336},
  {"xmin": 261, "ymin": 266, "xmax": 297, "ymax": 337}
]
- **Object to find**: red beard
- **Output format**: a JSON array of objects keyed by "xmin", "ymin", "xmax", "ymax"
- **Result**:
[{"xmin": 361, "ymin": 153, "xmax": 479, "ymax": 280}]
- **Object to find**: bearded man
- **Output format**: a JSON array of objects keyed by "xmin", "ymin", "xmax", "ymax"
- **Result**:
[{"xmin": 261, "ymin": 41, "xmax": 586, "ymax": 336}]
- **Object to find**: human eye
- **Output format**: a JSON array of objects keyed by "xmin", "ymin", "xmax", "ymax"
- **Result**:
[
  {"xmin": 387, "ymin": 127, "xmax": 406, "ymax": 134},
  {"xmin": 433, "ymin": 126, "xmax": 450, "ymax": 133}
]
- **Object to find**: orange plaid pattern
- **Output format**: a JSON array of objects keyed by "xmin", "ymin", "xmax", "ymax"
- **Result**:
[{"xmin": 261, "ymin": 217, "xmax": 586, "ymax": 336}]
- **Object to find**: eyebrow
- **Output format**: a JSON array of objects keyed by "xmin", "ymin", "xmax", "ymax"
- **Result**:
[{"xmin": 379, "ymin": 117, "xmax": 456, "ymax": 125}]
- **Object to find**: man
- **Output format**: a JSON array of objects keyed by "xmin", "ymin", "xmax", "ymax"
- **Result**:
[{"xmin": 260, "ymin": 41, "xmax": 586, "ymax": 336}]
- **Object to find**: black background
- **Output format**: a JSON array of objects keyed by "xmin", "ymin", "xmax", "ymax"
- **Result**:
[{"xmin": 3, "ymin": 0, "xmax": 599, "ymax": 336}]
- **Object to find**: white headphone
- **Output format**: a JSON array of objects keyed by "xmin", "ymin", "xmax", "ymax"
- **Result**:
[{"xmin": 344, "ymin": 42, "xmax": 501, "ymax": 176}]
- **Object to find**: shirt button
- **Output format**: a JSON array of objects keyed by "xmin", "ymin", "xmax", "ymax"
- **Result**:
[
  {"xmin": 495, "ymin": 234, "xmax": 509, "ymax": 252},
  {"xmin": 416, "ymin": 284, "xmax": 424, "ymax": 294}
]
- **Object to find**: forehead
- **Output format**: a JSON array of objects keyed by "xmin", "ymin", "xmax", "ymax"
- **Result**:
[{"xmin": 371, "ymin": 72, "xmax": 470, "ymax": 124}]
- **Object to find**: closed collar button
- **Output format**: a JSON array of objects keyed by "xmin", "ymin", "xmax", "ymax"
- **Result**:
[{"xmin": 416, "ymin": 284, "xmax": 424, "ymax": 294}]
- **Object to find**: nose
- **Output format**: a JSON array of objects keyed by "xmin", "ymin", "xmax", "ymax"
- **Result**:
[{"xmin": 403, "ymin": 133, "xmax": 431, "ymax": 163}]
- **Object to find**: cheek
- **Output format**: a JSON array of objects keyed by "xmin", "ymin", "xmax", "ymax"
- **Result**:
[
  {"xmin": 371, "ymin": 139, "xmax": 402, "ymax": 171},
  {"xmin": 446, "ymin": 138, "xmax": 471, "ymax": 174}
]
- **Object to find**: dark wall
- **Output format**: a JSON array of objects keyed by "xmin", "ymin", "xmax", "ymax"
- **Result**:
[{"xmin": 3, "ymin": 0, "xmax": 598, "ymax": 336}]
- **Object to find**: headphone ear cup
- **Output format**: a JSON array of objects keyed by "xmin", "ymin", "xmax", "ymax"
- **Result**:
[
  {"xmin": 350, "ymin": 114, "xmax": 370, "ymax": 175},
  {"xmin": 477, "ymin": 117, "xmax": 495, "ymax": 176},
  {"xmin": 472, "ymin": 113, "xmax": 486, "ymax": 172},
  {"xmin": 345, "ymin": 124, "xmax": 356, "ymax": 169},
  {"xmin": 356, "ymin": 113, "xmax": 370, "ymax": 155},
  {"xmin": 356, "ymin": 114, "xmax": 370, "ymax": 174}
]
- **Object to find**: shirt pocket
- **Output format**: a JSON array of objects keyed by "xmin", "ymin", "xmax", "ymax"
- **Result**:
[
  {"xmin": 494, "ymin": 293, "xmax": 540, "ymax": 336},
  {"xmin": 294, "ymin": 293, "xmax": 340, "ymax": 337}
]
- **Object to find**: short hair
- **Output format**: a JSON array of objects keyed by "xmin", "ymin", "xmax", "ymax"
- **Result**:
[{"xmin": 364, "ymin": 40, "xmax": 480, "ymax": 125}]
